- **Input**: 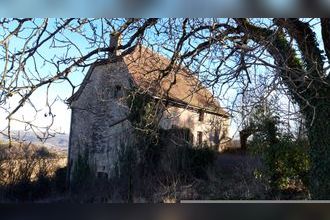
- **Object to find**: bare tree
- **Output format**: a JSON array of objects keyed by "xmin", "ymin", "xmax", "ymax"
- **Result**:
[
  {"xmin": 138, "ymin": 18, "xmax": 330, "ymax": 198},
  {"xmin": 1, "ymin": 18, "xmax": 330, "ymax": 198},
  {"xmin": 0, "ymin": 18, "xmax": 158, "ymax": 143}
]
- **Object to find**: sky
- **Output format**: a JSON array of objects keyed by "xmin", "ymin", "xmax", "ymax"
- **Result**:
[
  {"xmin": 1, "ymin": 0, "xmax": 330, "ymax": 16},
  {"xmin": 0, "ymin": 19, "xmax": 91, "ymax": 135},
  {"xmin": 0, "ymin": 18, "xmax": 326, "ymax": 140}
]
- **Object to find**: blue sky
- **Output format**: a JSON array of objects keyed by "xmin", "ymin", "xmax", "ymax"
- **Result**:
[
  {"xmin": 0, "ymin": 18, "xmax": 326, "ymax": 140},
  {"xmin": 0, "ymin": 19, "xmax": 93, "ymax": 134},
  {"xmin": 1, "ymin": 0, "xmax": 330, "ymax": 17}
]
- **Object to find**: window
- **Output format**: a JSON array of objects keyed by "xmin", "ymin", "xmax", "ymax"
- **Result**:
[
  {"xmin": 198, "ymin": 110, "xmax": 204, "ymax": 122},
  {"xmin": 114, "ymin": 85, "xmax": 122, "ymax": 98},
  {"xmin": 197, "ymin": 131, "xmax": 203, "ymax": 145}
]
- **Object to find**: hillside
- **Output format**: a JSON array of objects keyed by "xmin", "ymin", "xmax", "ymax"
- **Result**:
[{"xmin": 0, "ymin": 130, "xmax": 69, "ymax": 151}]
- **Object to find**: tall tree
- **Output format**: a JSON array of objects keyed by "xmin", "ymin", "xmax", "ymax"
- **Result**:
[
  {"xmin": 234, "ymin": 19, "xmax": 330, "ymax": 198},
  {"xmin": 155, "ymin": 18, "xmax": 330, "ymax": 198},
  {"xmin": 1, "ymin": 18, "xmax": 330, "ymax": 198}
]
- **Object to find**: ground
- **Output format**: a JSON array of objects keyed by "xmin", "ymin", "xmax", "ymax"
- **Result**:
[
  {"xmin": 216, "ymin": 151, "xmax": 261, "ymax": 172},
  {"xmin": 159, "ymin": 150, "xmax": 308, "ymax": 202},
  {"xmin": 153, "ymin": 150, "xmax": 267, "ymax": 202},
  {"xmin": 192, "ymin": 151, "xmax": 267, "ymax": 200}
]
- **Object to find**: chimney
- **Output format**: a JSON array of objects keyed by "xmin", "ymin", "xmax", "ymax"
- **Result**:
[{"xmin": 109, "ymin": 31, "xmax": 121, "ymax": 59}]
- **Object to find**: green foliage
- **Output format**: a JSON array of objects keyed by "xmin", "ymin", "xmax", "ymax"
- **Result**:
[
  {"xmin": 164, "ymin": 145, "xmax": 216, "ymax": 180},
  {"xmin": 127, "ymin": 91, "xmax": 160, "ymax": 135},
  {"xmin": 125, "ymin": 90, "xmax": 217, "ymax": 199},
  {"xmin": 246, "ymin": 101, "xmax": 280, "ymax": 143},
  {"xmin": 158, "ymin": 127, "xmax": 216, "ymax": 179},
  {"xmin": 275, "ymin": 32, "xmax": 303, "ymax": 70},
  {"xmin": 127, "ymin": 90, "xmax": 163, "ymax": 172},
  {"xmin": 262, "ymin": 137, "xmax": 310, "ymax": 191},
  {"xmin": 248, "ymin": 105, "xmax": 310, "ymax": 193},
  {"xmin": 185, "ymin": 146, "xmax": 216, "ymax": 179},
  {"xmin": 306, "ymin": 104, "xmax": 330, "ymax": 199}
]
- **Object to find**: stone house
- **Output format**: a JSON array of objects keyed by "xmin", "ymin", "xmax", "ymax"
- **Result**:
[{"xmin": 67, "ymin": 37, "xmax": 230, "ymax": 181}]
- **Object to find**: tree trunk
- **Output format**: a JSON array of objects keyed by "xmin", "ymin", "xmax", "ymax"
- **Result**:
[
  {"xmin": 235, "ymin": 18, "xmax": 330, "ymax": 199},
  {"xmin": 305, "ymin": 100, "xmax": 330, "ymax": 199}
]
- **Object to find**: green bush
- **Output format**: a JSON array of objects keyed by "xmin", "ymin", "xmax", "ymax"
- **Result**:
[
  {"xmin": 166, "ymin": 145, "xmax": 216, "ymax": 180},
  {"xmin": 157, "ymin": 128, "xmax": 216, "ymax": 180},
  {"xmin": 265, "ymin": 137, "xmax": 310, "ymax": 190},
  {"xmin": 187, "ymin": 146, "xmax": 216, "ymax": 179},
  {"xmin": 250, "ymin": 136, "xmax": 310, "ymax": 192},
  {"xmin": 246, "ymin": 104, "xmax": 310, "ymax": 194}
]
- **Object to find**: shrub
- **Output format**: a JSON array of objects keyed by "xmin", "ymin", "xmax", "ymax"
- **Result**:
[
  {"xmin": 0, "ymin": 142, "xmax": 65, "ymax": 201},
  {"xmin": 185, "ymin": 146, "xmax": 216, "ymax": 179},
  {"xmin": 114, "ymin": 145, "xmax": 137, "ymax": 202},
  {"xmin": 53, "ymin": 166, "xmax": 67, "ymax": 193},
  {"xmin": 264, "ymin": 137, "xmax": 310, "ymax": 191},
  {"xmin": 250, "ymin": 136, "xmax": 310, "ymax": 193},
  {"xmin": 162, "ymin": 144, "xmax": 216, "ymax": 180},
  {"xmin": 158, "ymin": 127, "xmax": 216, "ymax": 180},
  {"xmin": 246, "ymin": 104, "xmax": 310, "ymax": 195}
]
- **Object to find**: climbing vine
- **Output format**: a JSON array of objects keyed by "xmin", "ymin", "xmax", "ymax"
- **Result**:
[{"xmin": 126, "ymin": 90, "xmax": 164, "ymax": 174}]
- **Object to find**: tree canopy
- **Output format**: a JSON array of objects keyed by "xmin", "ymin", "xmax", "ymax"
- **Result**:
[{"xmin": 1, "ymin": 18, "xmax": 330, "ymax": 198}]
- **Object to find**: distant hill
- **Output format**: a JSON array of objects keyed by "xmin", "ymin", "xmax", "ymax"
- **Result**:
[{"xmin": 0, "ymin": 130, "xmax": 69, "ymax": 150}]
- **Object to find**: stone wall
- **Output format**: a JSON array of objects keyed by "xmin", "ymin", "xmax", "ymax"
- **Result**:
[
  {"xmin": 68, "ymin": 59, "xmax": 230, "ymax": 182},
  {"xmin": 68, "ymin": 60, "xmax": 135, "ymax": 181}
]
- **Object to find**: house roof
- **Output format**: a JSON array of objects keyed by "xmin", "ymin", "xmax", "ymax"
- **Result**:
[
  {"xmin": 67, "ymin": 45, "xmax": 229, "ymax": 118},
  {"xmin": 123, "ymin": 46, "xmax": 229, "ymax": 117}
]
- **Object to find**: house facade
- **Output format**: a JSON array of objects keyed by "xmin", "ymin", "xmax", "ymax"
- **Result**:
[{"xmin": 67, "ymin": 39, "xmax": 230, "ymax": 181}]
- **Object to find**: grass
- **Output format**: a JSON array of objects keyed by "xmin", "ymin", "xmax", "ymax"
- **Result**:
[{"xmin": 0, "ymin": 140, "xmax": 310, "ymax": 202}]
